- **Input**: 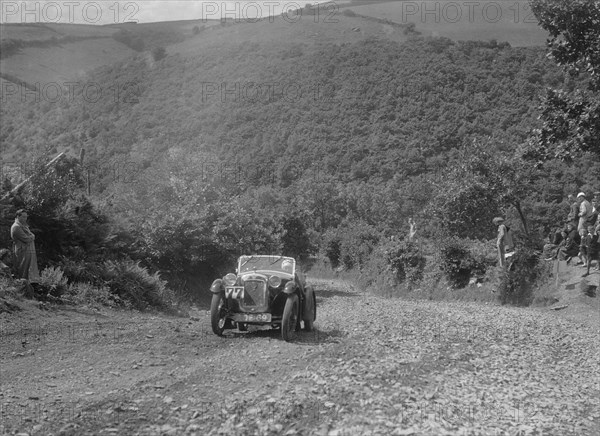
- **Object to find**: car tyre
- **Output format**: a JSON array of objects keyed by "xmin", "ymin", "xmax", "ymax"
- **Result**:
[
  {"xmin": 282, "ymin": 294, "xmax": 299, "ymax": 342},
  {"xmin": 210, "ymin": 294, "xmax": 227, "ymax": 336},
  {"xmin": 303, "ymin": 286, "xmax": 316, "ymax": 332}
]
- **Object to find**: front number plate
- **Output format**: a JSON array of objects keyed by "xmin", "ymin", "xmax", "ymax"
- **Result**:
[
  {"xmin": 233, "ymin": 313, "xmax": 272, "ymax": 323},
  {"xmin": 225, "ymin": 286, "xmax": 244, "ymax": 298}
]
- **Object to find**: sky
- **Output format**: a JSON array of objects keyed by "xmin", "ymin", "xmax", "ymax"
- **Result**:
[{"xmin": 0, "ymin": 0, "xmax": 344, "ymax": 24}]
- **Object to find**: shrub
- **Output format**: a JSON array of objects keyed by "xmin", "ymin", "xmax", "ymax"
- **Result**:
[
  {"xmin": 60, "ymin": 258, "xmax": 173, "ymax": 310},
  {"xmin": 323, "ymin": 229, "xmax": 342, "ymax": 268},
  {"xmin": 437, "ymin": 237, "xmax": 487, "ymax": 289},
  {"xmin": 467, "ymin": 239, "xmax": 498, "ymax": 276},
  {"xmin": 136, "ymin": 214, "xmax": 211, "ymax": 273},
  {"xmin": 152, "ymin": 46, "xmax": 166, "ymax": 61},
  {"xmin": 99, "ymin": 260, "xmax": 172, "ymax": 310},
  {"xmin": 0, "ymin": 276, "xmax": 23, "ymax": 300},
  {"xmin": 496, "ymin": 240, "xmax": 543, "ymax": 306},
  {"xmin": 63, "ymin": 282, "xmax": 124, "ymax": 308},
  {"xmin": 38, "ymin": 266, "xmax": 68, "ymax": 297},
  {"xmin": 382, "ymin": 238, "xmax": 426, "ymax": 286},
  {"xmin": 339, "ymin": 221, "xmax": 381, "ymax": 270},
  {"xmin": 20, "ymin": 156, "xmax": 83, "ymax": 219},
  {"xmin": 322, "ymin": 221, "xmax": 380, "ymax": 270},
  {"xmin": 35, "ymin": 196, "xmax": 111, "ymax": 262},
  {"xmin": 60, "ymin": 258, "xmax": 103, "ymax": 284}
]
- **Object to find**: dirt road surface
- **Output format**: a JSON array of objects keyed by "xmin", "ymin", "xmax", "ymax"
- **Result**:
[{"xmin": 1, "ymin": 279, "xmax": 598, "ymax": 435}]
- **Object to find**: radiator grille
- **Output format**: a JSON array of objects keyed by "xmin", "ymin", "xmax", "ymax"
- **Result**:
[{"xmin": 241, "ymin": 280, "xmax": 267, "ymax": 310}]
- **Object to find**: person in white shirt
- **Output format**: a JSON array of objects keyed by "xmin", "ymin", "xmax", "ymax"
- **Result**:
[{"xmin": 577, "ymin": 192, "xmax": 592, "ymax": 232}]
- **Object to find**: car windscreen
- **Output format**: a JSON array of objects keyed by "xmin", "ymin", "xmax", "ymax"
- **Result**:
[{"xmin": 239, "ymin": 256, "xmax": 294, "ymax": 274}]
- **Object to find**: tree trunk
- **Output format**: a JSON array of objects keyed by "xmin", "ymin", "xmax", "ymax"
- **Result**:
[{"xmin": 514, "ymin": 201, "xmax": 529, "ymax": 235}]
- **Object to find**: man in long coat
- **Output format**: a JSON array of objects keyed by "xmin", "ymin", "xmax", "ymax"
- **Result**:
[{"xmin": 10, "ymin": 209, "xmax": 40, "ymax": 282}]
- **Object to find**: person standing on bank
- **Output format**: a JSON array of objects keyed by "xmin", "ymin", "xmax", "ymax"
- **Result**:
[
  {"xmin": 577, "ymin": 192, "xmax": 592, "ymax": 232},
  {"xmin": 493, "ymin": 217, "xmax": 514, "ymax": 268},
  {"xmin": 10, "ymin": 209, "xmax": 40, "ymax": 282}
]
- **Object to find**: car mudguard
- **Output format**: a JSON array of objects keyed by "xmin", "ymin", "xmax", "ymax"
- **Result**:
[
  {"xmin": 210, "ymin": 279, "xmax": 224, "ymax": 294},
  {"xmin": 284, "ymin": 281, "xmax": 297, "ymax": 294}
]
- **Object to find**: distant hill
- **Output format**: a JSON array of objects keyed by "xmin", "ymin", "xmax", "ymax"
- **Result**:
[
  {"xmin": 0, "ymin": 0, "xmax": 548, "ymax": 88},
  {"xmin": 1, "ymin": 11, "xmax": 561, "ymax": 176},
  {"xmin": 4, "ymin": 7, "xmax": 595, "ymax": 232}
]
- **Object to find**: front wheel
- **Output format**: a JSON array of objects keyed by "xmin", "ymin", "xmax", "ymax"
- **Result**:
[
  {"xmin": 303, "ymin": 287, "xmax": 316, "ymax": 332},
  {"xmin": 210, "ymin": 294, "xmax": 227, "ymax": 336},
  {"xmin": 282, "ymin": 294, "xmax": 299, "ymax": 342}
]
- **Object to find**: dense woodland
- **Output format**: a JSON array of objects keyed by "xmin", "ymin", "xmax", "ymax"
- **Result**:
[{"xmin": 1, "ymin": 1, "xmax": 598, "ymax": 307}]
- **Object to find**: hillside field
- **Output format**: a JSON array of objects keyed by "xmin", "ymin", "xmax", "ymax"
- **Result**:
[{"xmin": 347, "ymin": 0, "xmax": 548, "ymax": 46}]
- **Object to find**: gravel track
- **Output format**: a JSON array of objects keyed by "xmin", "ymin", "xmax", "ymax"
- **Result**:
[{"xmin": 0, "ymin": 278, "xmax": 598, "ymax": 436}]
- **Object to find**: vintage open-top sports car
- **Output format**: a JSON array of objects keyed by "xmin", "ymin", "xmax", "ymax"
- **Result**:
[{"xmin": 209, "ymin": 255, "xmax": 316, "ymax": 341}]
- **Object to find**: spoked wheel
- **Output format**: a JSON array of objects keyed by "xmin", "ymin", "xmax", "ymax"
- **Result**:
[
  {"xmin": 210, "ymin": 294, "xmax": 227, "ymax": 336},
  {"xmin": 282, "ymin": 294, "xmax": 299, "ymax": 342}
]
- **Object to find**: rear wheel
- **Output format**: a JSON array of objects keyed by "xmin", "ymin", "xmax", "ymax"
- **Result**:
[
  {"xmin": 282, "ymin": 294, "xmax": 299, "ymax": 342},
  {"xmin": 210, "ymin": 294, "xmax": 227, "ymax": 336}
]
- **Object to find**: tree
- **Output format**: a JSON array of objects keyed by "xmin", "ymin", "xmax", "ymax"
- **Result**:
[
  {"xmin": 525, "ymin": 0, "xmax": 600, "ymax": 162},
  {"xmin": 429, "ymin": 140, "xmax": 535, "ymax": 239},
  {"xmin": 281, "ymin": 216, "xmax": 315, "ymax": 261}
]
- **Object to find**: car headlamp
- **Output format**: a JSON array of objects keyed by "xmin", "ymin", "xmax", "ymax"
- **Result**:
[
  {"xmin": 224, "ymin": 273, "xmax": 237, "ymax": 286},
  {"xmin": 268, "ymin": 275, "xmax": 282, "ymax": 288}
]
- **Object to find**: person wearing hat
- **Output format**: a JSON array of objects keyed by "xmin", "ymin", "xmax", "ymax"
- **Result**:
[
  {"xmin": 493, "ymin": 217, "xmax": 513, "ymax": 267},
  {"xmin": 577, "ymin": 192, "xmax": 592, "ymax": 232}
]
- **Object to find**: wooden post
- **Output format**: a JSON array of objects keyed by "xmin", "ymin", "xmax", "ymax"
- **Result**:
[{"xmin": 87, "ymin": 168, "xmax": 91, "ymax": 196}]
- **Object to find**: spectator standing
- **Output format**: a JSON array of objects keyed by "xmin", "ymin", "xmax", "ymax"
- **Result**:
[
  {"xmin": 583, "ymin": 224, "xmax": 599, "ymax": 277},
  {"xmin": 10, "ymin": 209, "xmax": 40, "ymax": 282},
  {"xmin": 589, "ymin": 196, "xmax": 598, "ymax": 227},
  {"xmin": 543, "ymin": 226, "xmax": 567, "ymax": 260},
  {"xmin": 493, "ymin": 217, "xmax": 514, "ymax": 268},
  {"xmin": 557, "ymin": 223, "xmax": 581, "ymax": 262},
  {"xmin": 577, "ymin": 192, "xmax": 592, "ymax": 231},
  {"xmin": 566, "ymin": 194, "xmax": 579, "ymax": 228}
]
